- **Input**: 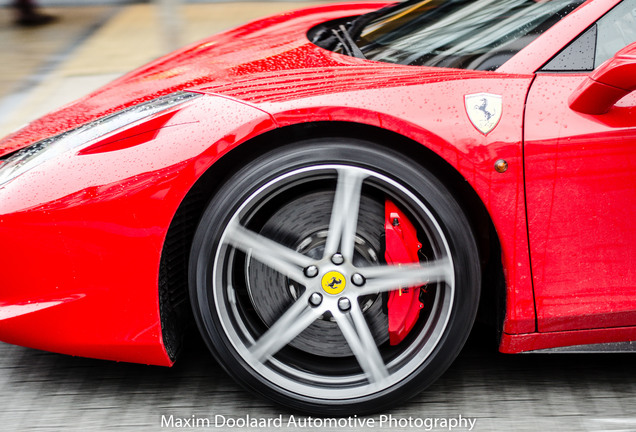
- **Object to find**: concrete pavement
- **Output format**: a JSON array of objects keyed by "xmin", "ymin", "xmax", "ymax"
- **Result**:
[{"xmin": 0, "ymin": 326, "xmax": 635, "ymax": 431}]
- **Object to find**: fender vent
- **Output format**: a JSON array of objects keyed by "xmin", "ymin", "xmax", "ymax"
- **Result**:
[{"xmin": 158, "ymin": 190, "xmax": 204, "ymax": 360}]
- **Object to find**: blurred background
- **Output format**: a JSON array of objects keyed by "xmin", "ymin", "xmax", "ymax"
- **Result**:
[
  {"xmin": 0, "ymin": 0, "xmax": 329, "ymax": 137},
  {"xmin": 1, "ymin": 1, "xmax": 636, "ymax": 430}
]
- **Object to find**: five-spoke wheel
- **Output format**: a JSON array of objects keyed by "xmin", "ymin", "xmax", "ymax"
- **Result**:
[{"xmin": 189, "ymin": 139, "xmax": 480, "ymax": 414}]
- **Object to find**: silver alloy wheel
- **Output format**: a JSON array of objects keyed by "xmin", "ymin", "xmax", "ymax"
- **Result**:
[{"xmin": 211, "ymin": 164, "xmax": 456, "ymax": 399}]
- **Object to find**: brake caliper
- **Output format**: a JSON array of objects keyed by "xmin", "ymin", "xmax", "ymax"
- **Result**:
[{"xmin": 384, "ymin": 199, "xmax": 425, "ymax": 345}]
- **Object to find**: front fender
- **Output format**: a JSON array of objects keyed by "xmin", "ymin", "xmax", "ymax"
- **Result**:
[
  {"xmin": 250, "ymin": 76, "xmax": 535, "ymax": 335},
  {"xmin": 0, "ymin": 94, "xmax": 276, "ymax": 365}
]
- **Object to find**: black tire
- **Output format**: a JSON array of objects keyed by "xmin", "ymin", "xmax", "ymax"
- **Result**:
[{"xmin": 189, "ymin": 138, "xmax": 480, "ymax": 415}]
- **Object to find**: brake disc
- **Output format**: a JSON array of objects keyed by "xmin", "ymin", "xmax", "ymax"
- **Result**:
[{"xmin": 247, "ymin": 190, "xmax": 389, "ymax": 357}]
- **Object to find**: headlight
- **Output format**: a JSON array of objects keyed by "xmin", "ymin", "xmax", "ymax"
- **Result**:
[{"xmin": 0, "ymin": 91, "xmax": 201, "ymax": 186}]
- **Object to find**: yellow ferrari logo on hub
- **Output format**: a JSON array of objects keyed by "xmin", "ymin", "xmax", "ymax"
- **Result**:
[{"xmin": 321, "ymin": 271, "xmax": 346, "ymax": 295}]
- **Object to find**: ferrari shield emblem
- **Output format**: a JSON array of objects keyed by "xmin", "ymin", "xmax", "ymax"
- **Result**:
[{"xmin": 464, "ymin": 93, "xmax": 503, "ymax": 135}]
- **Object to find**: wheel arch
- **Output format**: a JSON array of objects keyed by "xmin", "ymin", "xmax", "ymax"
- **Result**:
[{"xmin": 158, "ymin": 120, "xmax": 506, "ymax": 359}]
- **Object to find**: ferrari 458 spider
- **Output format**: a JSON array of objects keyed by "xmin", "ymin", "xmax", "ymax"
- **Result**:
[{"xmin": 0, "ymin": 0, "xmax": 634, "ymax": 414}]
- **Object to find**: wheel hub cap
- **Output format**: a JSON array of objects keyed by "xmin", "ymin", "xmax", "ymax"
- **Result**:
[{"xmin": 321, "ymin": 270, "xmax": 347, "ymax": 295}]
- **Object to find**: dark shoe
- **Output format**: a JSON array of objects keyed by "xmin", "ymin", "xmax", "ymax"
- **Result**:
[{"xmin": 15, "ymin": 11, "xmax": 57, "ymax": 27}]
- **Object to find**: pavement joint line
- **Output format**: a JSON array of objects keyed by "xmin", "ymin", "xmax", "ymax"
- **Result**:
[{"xmin": 0, "ymin": 5, "xmax": 122, "ymax": 133}]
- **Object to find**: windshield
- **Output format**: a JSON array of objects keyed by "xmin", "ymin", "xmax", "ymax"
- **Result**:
[{"xmin": 312, "ymin": 0, "xmax": 585, "ymax": 70}]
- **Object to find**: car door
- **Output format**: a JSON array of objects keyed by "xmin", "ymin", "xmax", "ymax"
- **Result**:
[{"xmin": 524, "ymin": 0, "xmax": 636, "ymax": 332}]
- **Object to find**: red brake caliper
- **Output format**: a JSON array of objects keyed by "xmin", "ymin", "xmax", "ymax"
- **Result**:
[{"xmin": 384, "ymin": 199, "xmax": 425, "ymax": 345}]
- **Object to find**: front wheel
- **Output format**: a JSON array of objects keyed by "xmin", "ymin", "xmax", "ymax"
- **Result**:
[{"xmin": 189, "ymin": 139, "xmax": 480, "ymax": 414}]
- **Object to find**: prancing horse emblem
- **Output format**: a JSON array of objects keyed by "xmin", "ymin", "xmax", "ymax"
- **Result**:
[
  {"xmin": 321, "ymin": 271, "xmax": 346, "ymax": 294},
  {"xmin": 327, "ymin": 277, "xmax": 343, "ymax": 289},
  {"xmin": 464, "ymin": 93, "xmax": 503, "ymax": 135}
]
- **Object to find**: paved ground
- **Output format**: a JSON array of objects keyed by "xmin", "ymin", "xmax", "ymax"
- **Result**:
[
  {"xmin": 0, "ymin": 325, "xmax": 635, "ymax": 431},
  {"xmin": 0, "ymin": 6, "xmax": 109, "ymax": 97},
  {"xmin": 1, "ymin": 2, "xmax": 635, "ymax": 431}
]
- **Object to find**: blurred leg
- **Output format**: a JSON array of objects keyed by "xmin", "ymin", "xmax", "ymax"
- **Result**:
[{"xmin": 13, "ymin": 0, "xmax": 57, "ymax": 26}]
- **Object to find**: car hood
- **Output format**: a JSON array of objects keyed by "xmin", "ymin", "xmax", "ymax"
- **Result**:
[{"xmin": 0, "ymin": 1, "xmax": 480, "ymax": 157}]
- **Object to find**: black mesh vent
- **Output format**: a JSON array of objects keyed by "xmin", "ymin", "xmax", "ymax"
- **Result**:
[{"xmin": 158, "ymin": 190, "xmax": 205, "ymax": 360}]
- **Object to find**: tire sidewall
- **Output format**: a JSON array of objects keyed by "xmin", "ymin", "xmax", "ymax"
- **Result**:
[{"xmin": 189, "ymin": 138, "xmax": 480, "ymax": 415}]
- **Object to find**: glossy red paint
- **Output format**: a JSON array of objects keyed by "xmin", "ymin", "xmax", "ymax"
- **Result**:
[
  {"xmin": 500, "ymin": 326, "xmax": 636, "ymax": 354},
  {"xmin": 0, "ymin": 2, "xmax": 388, "ymax": 157},
  {"xmin": 250, "ymin": 73, "xmax": 536, "ymax": 334},
  {"xmin": 525, "ymin": 74, "xmax": 636, "ymax": 333},
  {"xmin": 0, "ymin": 0, "xmax": 634, "ymax": 367},
  {"xmin": 0, "ymin": 96, "xmax": 275, "ymax": 365},
  {"xmin": 569, "ymin": 43, "xmax": 636, "ymax": 114}
]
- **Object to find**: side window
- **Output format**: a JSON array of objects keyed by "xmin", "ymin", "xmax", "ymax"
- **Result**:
[
  {"xmin": 595, "ymin": 0, "xmax": 636, "ymax": 66},
  {"xmin": 542, "ymin": 25, "xmax": 597, "ymax": 71},
  {"xmin": 541, "ymin": 0, "xmax": 636, "ymax": 72}
]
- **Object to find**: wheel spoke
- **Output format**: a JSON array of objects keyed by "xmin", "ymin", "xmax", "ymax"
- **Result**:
[
  {"xmin": 334, "ymin": 301, "xmax": 389, "ymax": 386},
  {"xmin": 323, "ymin": 168, "xmax": 367, "ymax": 262},
  {"xmin": 249, "ymin": 291, "xmax": 325, "ymax": 361},
  {"xmin": 224, "ymin": 221, "xmax": 312, "ymax": 282},
  {"xmin": 358, "ymin": 257, "xmax": 453, "ymax": 295}
]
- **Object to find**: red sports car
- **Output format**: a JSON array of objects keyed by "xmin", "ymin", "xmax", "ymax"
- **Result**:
[{"xmin": 0, "ymin": 0, "xmax": 634, "ymax": 415}]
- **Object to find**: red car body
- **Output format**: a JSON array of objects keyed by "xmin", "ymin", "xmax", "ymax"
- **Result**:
[{"xmin": 0, "ymin": 0, "xmax": 634, "ymax": 371}]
